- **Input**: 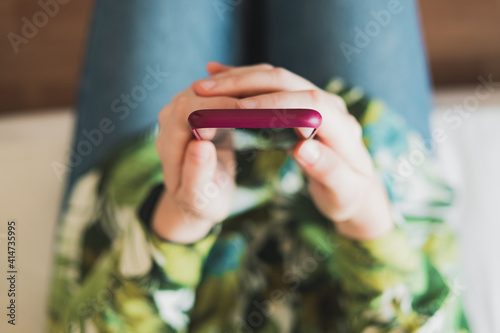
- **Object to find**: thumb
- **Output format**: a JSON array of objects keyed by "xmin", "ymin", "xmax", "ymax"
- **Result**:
[
  {"xmin": 178, "ymin": 140, "xmax": 217, "ymax": 210},
  {"xmin": 294, "ymin": 139, "xmax": 357, "ymax": 192}
]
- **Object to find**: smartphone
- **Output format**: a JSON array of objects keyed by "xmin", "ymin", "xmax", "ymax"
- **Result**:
[{"xmin": 188, "ymin": 108, "xmax": 322, "ymax": 151}]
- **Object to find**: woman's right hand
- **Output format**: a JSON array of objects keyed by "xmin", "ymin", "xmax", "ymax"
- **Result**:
[{"xmin": 153, "ymin": 86, "xmax": 238, "ymax": 243}]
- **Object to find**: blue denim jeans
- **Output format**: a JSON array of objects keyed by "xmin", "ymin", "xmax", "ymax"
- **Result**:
[{"xmin": 68, "ymin": 0, "xmax": 431, "ymax": 189}]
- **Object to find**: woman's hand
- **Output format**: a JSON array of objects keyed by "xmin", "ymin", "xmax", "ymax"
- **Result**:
[
  {"xmin": 191, "ymin": 62, "xmax": 394, "ymax": 240},
  {"xmin": 153, "ymin": 87, "xmax": 238, "ymax": 243}
]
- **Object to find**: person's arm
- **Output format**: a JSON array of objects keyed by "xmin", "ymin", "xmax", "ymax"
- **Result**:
[
  {"xmin": 50, "ymin": 79, "xmax": 243, "ymax": 332},
  {"xmin": 48, "ymin": 138, "xmax": 222, "ymax": 333},
  {"xmin": 192, "ymin": 63, "xmax": 468, "ymax": 332},
  {"xmin": 323, "ymin": 81, "xmax": 467, "ymax": 331},
  {"xmin": 329, "ymin": 228, "xmax": 448, "ymax": 331}
]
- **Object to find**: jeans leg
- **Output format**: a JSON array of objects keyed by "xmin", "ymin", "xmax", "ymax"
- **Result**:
[
  {"xmin": 68, "ymin": 0, "xmax": 244, "ymax": 188},
  {"xmin": 264, "ymin": 0, "xmax": 432, "ymax": 139}
]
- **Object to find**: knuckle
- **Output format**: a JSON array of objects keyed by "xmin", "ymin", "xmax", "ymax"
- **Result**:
[
  {"xmin": 331, "ymin": 94, "xmax": 347, "ymax": 111},
  {"xmin": 270, "ymin": 93, "xmax": 284, "ymax": 106},
  {"xmin": 307, "ymin": 89, "xmax": 323, "ymax": 104},
  {"xmin": 172, "ymin": 96, "xmax": 189, "ymax": 119},
  {"xmin": 176, "ymin": 95, "xmax": 189, "ymax": 106},
  {"xmin": 157, "ymin": 108, "xmax": 171, "ymax": 130},
  {"xmin": 257, "ymin": 63, "xmax": 274, "ymax": 70},
  {"xmin": 331, "ymin": 93, "xmax": 344, "ymax": 105},
  {"xmin": 346, "ymin": 113, "xmax": 356, "ymax": 123},
  {"xmin": 272, "ymin": 67, "xmax": 289, "ymax": 80},
  {"xmin": 171, "ymin": 90, "xmax": 185, "ymax": 103},
  {"xmin": 158, "ymin": 104, "xmax": 169, "ymax": 121},
  {"xmin": 226, "ymin": 75, "xmax": 240, "ymax": 88}
]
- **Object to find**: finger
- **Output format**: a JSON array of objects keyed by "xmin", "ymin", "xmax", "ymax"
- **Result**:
[
  {"xmin": 209, "ymin": 63, "xmax": 275, "ymax": 79},
  {"xmin": 158, "ymin": 94, "xmax": 238, "ymax": 193},
  {"xmin": 237, "ymin": 90, "xmax": 371, "ymax": 172},
  {"xmin": 206, "ymin": 62, "xmax": 274, "ymax": 78},
  {"xmin": 176, "ymin": 140, "xmax": 217, "ymax": 216},
  {"xmin": 178, "ymin": 140, "xmax": 235, "ymax": 222},
  {"xmin": 179, "ymin": 140, "xmax": 216, "ymax": 197},
  {"xmin": 201, "ymin": 63, "xmax": 272, "ymax": 91},
  {"xmin": 193, "ymin": 67, "xmax": 316, "ymax": 97},
  {"xmin": 294, "ymin": 139, "xmax": 354, "ymax": 188},
  {"xmin": 200, "ymin": 63, "xmax": 278, "ymax": 94},
  {"xmin": 206, "ymin": 61, "xmax": 232, "ymax": 75},
  {"xmin": 293, "ymin": 140, "xmax": 367, "ymax": 221}
]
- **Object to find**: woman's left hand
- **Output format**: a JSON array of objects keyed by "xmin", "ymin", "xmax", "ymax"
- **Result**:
[{"xmin": 191, "ymin": 62, "xmax": 394, "ymax": 240}]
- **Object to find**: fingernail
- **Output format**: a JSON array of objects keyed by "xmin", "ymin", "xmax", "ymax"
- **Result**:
[
  {"xmin": 298, "ymin": 141, "xmax": 320, "ymax": 164},
  {"xmin": 199, "ymin": 79, "xmax": 216, "ymax": 90},
  {"xmin": 238, "ymin": 99, "xmax": 258, "ymax": 108},
  {"xmin": 190, "ymin": 147, "xmax": 211, "ymax": 162}
]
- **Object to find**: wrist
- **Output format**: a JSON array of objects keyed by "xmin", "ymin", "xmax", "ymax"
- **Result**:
[
  {"xmin": 152, "ymin": 192, "xmax": 215, "ymax": 244},
  {"xmin": 334, "ymin": 177, "xmax": 394, "ymax": 240}
]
